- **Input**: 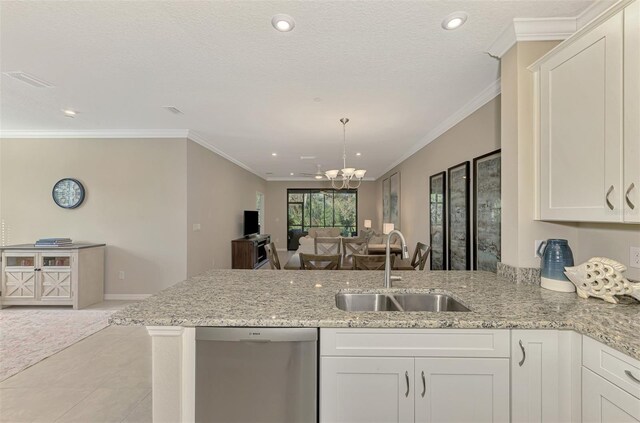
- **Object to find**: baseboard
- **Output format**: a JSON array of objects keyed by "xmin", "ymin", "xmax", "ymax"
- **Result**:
[{"xmin": 104, "ymin": 294, "xmax": 152, "ymax": 301}]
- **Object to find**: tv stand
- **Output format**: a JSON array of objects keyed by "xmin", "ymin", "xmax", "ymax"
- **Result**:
[{"xmin": 231, "ymin": 234, "xmax": 271, "ymax": 269}]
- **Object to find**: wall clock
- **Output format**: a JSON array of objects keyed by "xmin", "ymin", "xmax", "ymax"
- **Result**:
[{"xmin": 52, "ymin": 178, "xmax": 85, "ymax": 209}]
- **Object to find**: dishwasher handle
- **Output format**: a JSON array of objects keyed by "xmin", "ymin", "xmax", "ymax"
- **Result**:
[{"xmin": 196, "ymin": 327, "xmax": 318, "ymax": 343}]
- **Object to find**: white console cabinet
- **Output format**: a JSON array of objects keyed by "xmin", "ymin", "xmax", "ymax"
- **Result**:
[{"xmin": 1, "ymin": 244, "xmax": 105, "ymax": 309}]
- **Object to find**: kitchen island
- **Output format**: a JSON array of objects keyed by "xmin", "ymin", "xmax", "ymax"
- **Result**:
[{"xmin": 111, "ymin": 269, "xmax": 640, "ymax": 422}]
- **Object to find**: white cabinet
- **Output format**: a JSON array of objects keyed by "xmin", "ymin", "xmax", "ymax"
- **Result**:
[
  {"xmin": 414, "ymin": 358, "xmax": 509, "ymax": 423},
  {"xmin": 511, "ymin": 330, "xmax": 582, "ymax": 423},
  {"xmin": 1, "ymin": 245, "xmax": 105, "ymax": 309},
  {"xmin": 582, "ymin": 368, "xmax": 640, "ymax": 423},
  {"xmin": 320, "ymin": 329, "xmax": 511, "ymax": 423},
  {"xmin": 534, "ymin": 1, "xmax": 640, "ymax": 223},
  {"xmin": 320, "ymin": 357, "xmax": 414, "ymax": 423},
  {"xmin": 625, "ymin": 0, "xmax": 640, "ymax": 222}
]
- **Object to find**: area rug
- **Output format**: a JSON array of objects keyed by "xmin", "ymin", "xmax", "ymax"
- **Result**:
[{"xmin": 0, "ymin": 308, "xmax": 113, "ymax": 381}]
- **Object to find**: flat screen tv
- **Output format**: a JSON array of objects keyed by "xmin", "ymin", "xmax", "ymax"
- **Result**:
[{"xmin": 243, "ymin": 210, "xmax": 260, "ymax": 236}]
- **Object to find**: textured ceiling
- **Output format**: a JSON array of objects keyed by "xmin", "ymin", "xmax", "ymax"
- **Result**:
[{"xmin": 0, "ymin": 0, "xmax": 592, "ymax": 179}]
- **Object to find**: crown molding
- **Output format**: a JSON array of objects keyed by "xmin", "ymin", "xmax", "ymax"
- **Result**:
[
  {"xmin": 266, "ymin": 176, "xmax": 376, "ymax": 182},
  {"xmin": 487, "ymin": 17, "xmax": 576, "ymax": 58},
  {"xmin": 186, "ymin": 130, "xmax": 265, "ymax": 180},
  {"xmin": 576, "ymin": 0, "xmax": 619, "ymax": 29},
  {"xmin": 376, "ymin": 78, "xmax": 501, "ymax": 180},
  {"xmin": 0, "ymin": 129, "xmax": 189, "ymax": 139}
]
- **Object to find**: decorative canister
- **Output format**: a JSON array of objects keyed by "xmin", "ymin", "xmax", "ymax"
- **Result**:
[{"xmin": 537, "ymin": 239, "xmax": 575, "ymax": 292}]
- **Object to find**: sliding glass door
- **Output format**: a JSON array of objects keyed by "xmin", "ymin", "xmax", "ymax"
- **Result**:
[{"xmin": 287, "ymin": 189, "xmax": 358, "ymax": 250}]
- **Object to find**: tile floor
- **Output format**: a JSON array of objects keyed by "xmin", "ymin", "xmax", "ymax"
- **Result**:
[{"xmin": 0, "ymin": 303, "xmax": 151, "ymax": 423}]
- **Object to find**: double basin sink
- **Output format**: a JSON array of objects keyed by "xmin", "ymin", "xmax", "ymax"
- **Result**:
[{"xmin": 335, "ymin": 292, "xmax": 470, "ymax": 312}]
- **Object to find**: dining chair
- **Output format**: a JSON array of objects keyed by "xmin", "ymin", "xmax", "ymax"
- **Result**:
[
  {"xmin": 411, "ymin": 242, "xmax": 432, "ymax": 270},
  {"xmin": 342, "ymin": 238, "xmax": 368, "ymax": 269},
  {"xmin": 264, "ymin": 242, "xmax": 281, "ymax": 270},
  {"xmin": 300, "ymin": 253, "xmax": 342, "ymax": 270},
  {"xmin": 352, "ymin": 254, "xmax": 394, "ymax": 270},
  {"xmin": 315, "ymin": 237, "xmax": 341, "ymax": 255}
]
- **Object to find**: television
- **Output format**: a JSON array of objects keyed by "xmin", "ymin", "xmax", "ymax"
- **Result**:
[{"xmin": 243, "ymin": 210, "xmax": 260, "ymax": 236}]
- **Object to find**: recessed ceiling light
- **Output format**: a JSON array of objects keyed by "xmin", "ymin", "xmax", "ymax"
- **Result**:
[
  {"xmin": 356, "ymin": 152, "xmax": 362, "ymax": 156},
  {"xmin": 62, "ymin": 109, "xmax": 77, "ymax": 118},
  {"xmin": 290, "ymin": 172, "xmax": 294, "ymax": 176},
  {"xmin": 272, "ymin": 14, "xmax": 295, "ymax": 32},
  {"xmin": 314, "ymin": 175, "xmax": 324, "ymax": 180},
  {"xmin": 442, "ymin": 12, "xmax": 468, "ymax": 30},
  {"xmin": 272, "ymin": 153, "xmax": 278, "ymax": 156}
]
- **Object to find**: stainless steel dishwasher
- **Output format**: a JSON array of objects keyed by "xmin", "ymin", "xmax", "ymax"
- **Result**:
[{"xmin": 195, "ymin": 327, "xmax": 318, "ymax": 423}]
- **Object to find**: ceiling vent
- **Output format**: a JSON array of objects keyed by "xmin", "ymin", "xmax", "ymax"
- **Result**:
[
  {"xmin": 163, "ymin": 106, "xmax": 183, "ymax": 115},
  {"xmin": 300, "ymin": 156, "xmax": 317, "ymax": 160},
  {"xmin": 3, "ymin": 71, "xmax": 53, "ymax": 88}
]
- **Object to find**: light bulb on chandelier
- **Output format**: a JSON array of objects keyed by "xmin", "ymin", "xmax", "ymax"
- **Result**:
[{"xmin": 325, "ymin": 118, "xmax": 366, "ymax": 190}]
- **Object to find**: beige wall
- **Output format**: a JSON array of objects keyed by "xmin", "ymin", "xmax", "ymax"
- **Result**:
[
  {"xmin": 500, "ymin": 41, "xmax": 580, "ymax": 271},
  {"xmin": 375, "ymin": 97, "xmax": 502, "ymax": 253},
  {"xmin": 186, "ymin": 140, "xmax": 267, "ymax": 275},
  {"xmin": 501, "ymin": 41, "xmax": 640, "ymax": 280},
  {"xmin": 264, "ymin": 180, "xmax": 378, "ymax": 250},
  {"xmin": 0, "ymin": 138, "xmax": 188, "ymax": 295}
]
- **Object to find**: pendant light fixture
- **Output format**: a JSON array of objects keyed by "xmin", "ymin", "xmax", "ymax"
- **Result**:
[{"xmin": 325, "ymin": 118, "xmax": 366, "ymax": 189}]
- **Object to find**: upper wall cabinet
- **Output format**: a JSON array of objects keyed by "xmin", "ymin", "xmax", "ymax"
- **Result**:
[{"xmin": 533, "ymin": 0, "xmax": 640, "ymax": 223}]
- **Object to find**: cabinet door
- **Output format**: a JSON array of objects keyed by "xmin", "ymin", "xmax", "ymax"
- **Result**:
[
  {"xmin": 2, "ymin": 252, "xmax": 37, "ymax": 299},
  {"xmin": 39, "ymin": 252, "xmax": 72, "ymax": 300},
  {"xmin": 539, "ymin": 11, "xmax": 624, "ymax": 222},
  {"xmin": 320, "ymin": 357, "xmax": 414, "ymax": 423},
  {"xmin": 625, "ymin": 0, "xmax": 640, "ymax": 222},
  {"xmin": 583, "ymin": 367, "xmax": 640, "ymax": 423},
  {"xmin": 511, "ymin": 330, "xmax": 567, "ymax": 423},
  {"xmin": 414, "ymin": 358, "xmax": 509, "ymax": 423}
]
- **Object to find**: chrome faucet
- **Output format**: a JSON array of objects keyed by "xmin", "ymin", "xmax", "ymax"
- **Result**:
[{"xmin": 384, "ymin": 230, "xmax": 410, "ymax": 288}]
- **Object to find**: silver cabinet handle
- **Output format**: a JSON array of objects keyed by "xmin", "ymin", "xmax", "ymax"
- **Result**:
[
  {"xmin": 518, "ymin": 340, "xmax": 526, "ymax": 367},
  {"xmin": 421, "ymin": 371, "xmax": 426, "ymax": 398},
  {"xmin": 405, "ymin": 371, "xmax": 410, "ymax": 397},
  {"xmin": 606, "ymin": 185, "xmax": 615, "ymax": 210},
  {"xmin": 625, "ymin": 370, "xmax": 640, "ymax": 384},
  {"xmin": 626, "ymin": 183, "xmax": 636, "ymax": 210}
]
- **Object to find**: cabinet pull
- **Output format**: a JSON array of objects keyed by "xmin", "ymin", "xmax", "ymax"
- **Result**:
[
  {"xmin": 625, "ymin": 370, "xmax": 640, "ymax": 384},
  {"xmin": 626, "ymin": 183, "xmax": 636, "ymax": 210},
  {"xmin": 518, "ymin": 340, "xmax": 526, "ymax": 367},
  {"xmin": 405, "ymin": 371, "xmax": 410, "ymax": 397},
  {"xmin": 421, "ymin": 371, "xmax": 426, "ymax": 398},
  {"xmin": 606, "ymin": 185, "xmax": 615, "ymax": 210}
]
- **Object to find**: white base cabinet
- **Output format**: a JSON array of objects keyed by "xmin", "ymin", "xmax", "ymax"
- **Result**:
[
  {"xmin": 321, "ymin": 357, "xmax": 414, "ymax": 423},
  {"xmin": 320, "ymin": 329, "xmax": 510, "ymax": 423},
  {"xmin": 511, "ymin": 330, "xmax": 582, "ymax": 423},
  {"xmin": 415, "ymin": 358, "xmax": 509, "ymax": 423},
  {"xmin": 582, "ymin": 368, "xmax": 640, "ymax": 423}
]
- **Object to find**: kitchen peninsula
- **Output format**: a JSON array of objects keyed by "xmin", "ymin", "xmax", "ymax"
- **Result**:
[{"xmin": 111, "ymin": 270, "xmax": 640, "ymax": 423}]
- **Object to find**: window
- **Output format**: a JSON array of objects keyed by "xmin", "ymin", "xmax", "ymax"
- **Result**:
[{"xmin": 287, "ymin": 189, "xmax": 357, "ymax": 250}]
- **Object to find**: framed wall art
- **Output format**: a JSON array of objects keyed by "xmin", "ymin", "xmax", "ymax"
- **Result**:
[
  {"xmin": 473, "ymin": 149, "xmax": 501, "ymax": 272},
  {"xmin": 382, "ymin": 177, "xmax": 390, "ymax": 224},
  {"xmin": 389, "ymin": 172, "xmax": 400, "ymax": 229},
  {"xmin": 429, "ymin": 171, "xmax": 447, "ymax": 270},
  {"xmin": 447, "ymin": 161, "xmax": 470, "ymax": 270}
]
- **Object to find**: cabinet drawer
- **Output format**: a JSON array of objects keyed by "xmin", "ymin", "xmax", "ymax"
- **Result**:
[
  {"xmin": 583, "ymin": 336, "xmax": 640, "ymax": 398},
  {"xmin": 320, "ymin": 329, "xmax": 510, "ymax": 358}
]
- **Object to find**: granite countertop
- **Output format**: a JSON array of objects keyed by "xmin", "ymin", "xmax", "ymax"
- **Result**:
[{"xmin": 110, "ymin": 269, "xmax": 640, "ymax": 361}]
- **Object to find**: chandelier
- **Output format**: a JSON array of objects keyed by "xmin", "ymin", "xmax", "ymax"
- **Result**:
[{"xmin": 325, "ymin": 118, "xmax": 366, "ymax": 190}]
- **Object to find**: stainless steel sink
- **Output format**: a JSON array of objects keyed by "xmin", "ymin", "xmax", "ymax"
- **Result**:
[{"xmin": 335, "ymin": 292, "xmax": 470, "ymax": 312}]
